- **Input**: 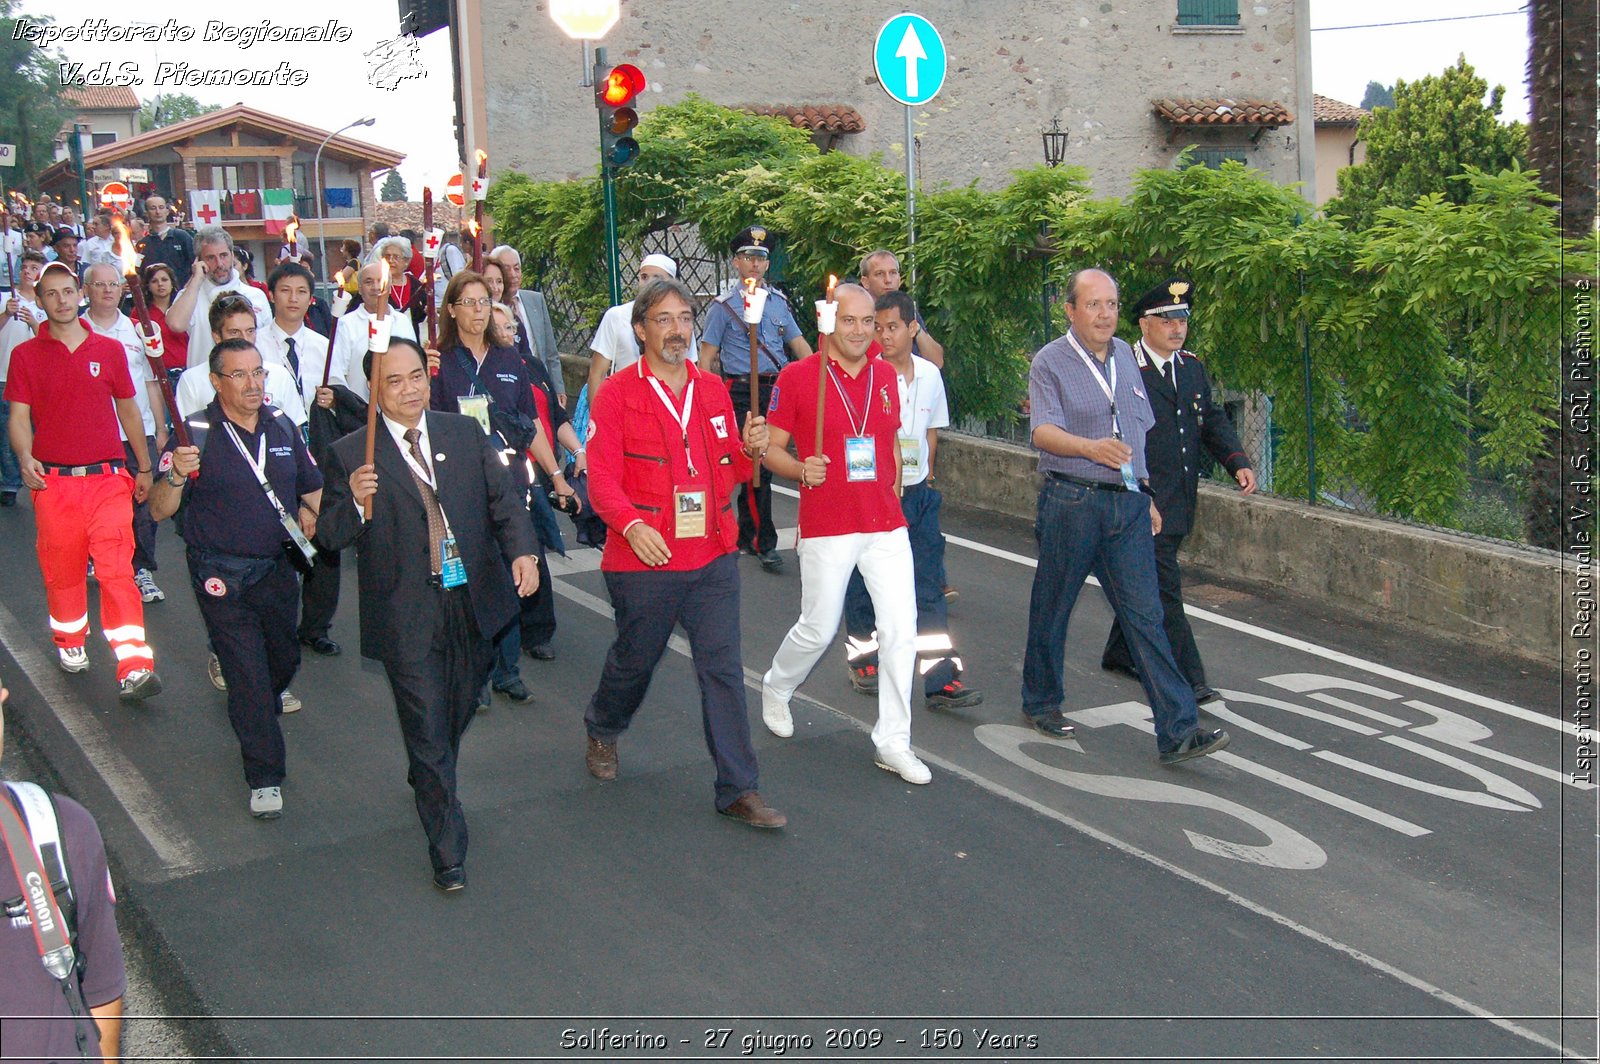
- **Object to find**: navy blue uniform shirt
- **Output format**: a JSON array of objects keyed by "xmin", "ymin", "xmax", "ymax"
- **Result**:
[{"xmin": 168, "ymin": 400, "xmax": 323, "ymax": 557}]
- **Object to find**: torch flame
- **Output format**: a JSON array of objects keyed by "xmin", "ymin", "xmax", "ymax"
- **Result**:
[
  {"xmin": 376, "ymin": 258, "xmax": 391, "ymax": 318},
  {"xmin": 468, "ymin": 218, "xmax": 480, "ymax": 237},
  {"xmin": 475, "ymin": 149, "xmax": 488, "ymax": 173},
  {"xmin": 111, "ymin": 217, "xmax": 140, "ymax": 278},
  {"xmin": 826, "ymin": 274, "xmax": 838, "ymax": 298},
  {"xmin": 284, "ymin": 219, "xmax": 299, "ymax": 244},
  {"xmin": 743, "ymin": 277, "xmax": 756, "ymax": 295}
]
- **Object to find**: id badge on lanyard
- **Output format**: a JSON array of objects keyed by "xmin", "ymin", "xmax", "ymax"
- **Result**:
[
  {"xmin": 831, "ymin": 363, "xmax": 879, "ymax": 482},
  {"xmin": 457, "ymin": 394, "xmax": 491, "ymax": 436},
  {"xmin": 439, "ymin": 535, "xmax": 468, "ymax": 587},
  {"xmin": 1066, "ymin": 334, "xmax": 1140, "ymax": 492},
  {"xmin": 674, "ymin": 488, "xmax": 707, "ymax": 538}
]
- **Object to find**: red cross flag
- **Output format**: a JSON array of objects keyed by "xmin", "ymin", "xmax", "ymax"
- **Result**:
[
  {"xmin": 190, "ymin": 190, "xmax": 222, "ymax": 227},
  {"xmin": 444, "ymin": 173, "xmax": 465, "ymax": 207}
]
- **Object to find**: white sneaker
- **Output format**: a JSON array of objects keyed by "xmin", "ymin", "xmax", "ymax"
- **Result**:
[
  {"xmin": 58, "ymin": 646, "xmax": 88, "ymax": 673},
  {"xmin": 118, "ymin": 669, "xmax": 162, "ymax": 702},
  {"xmin": 207, "ymin": 654, "xmax": 227, "ymax": 691},
  {"xmin": 134, "ymin": 568, "xmax": 165, "ymax": 603},
  {"xmin": 760, "ymin": 682, "xmax": 793, "ymax": 738},
  {"xmin": 874, "ymin": 748, "xmax": 932, "ymax": 785},
  {"xmin": 250, "ymin": 786, "xmax": 283, "ymax": 819},
  {"xmin": 280, "ymin": 689, "xmax": 301, "ymax": 714}
]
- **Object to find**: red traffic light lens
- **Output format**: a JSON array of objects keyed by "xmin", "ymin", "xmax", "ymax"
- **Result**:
[{"xmin": 601, "ymin": 64, "xmax": 646, "ymax": 107}]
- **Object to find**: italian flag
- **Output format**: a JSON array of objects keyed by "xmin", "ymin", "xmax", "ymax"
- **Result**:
[{"xmin": 262, "ymin": 188, "xmax": 296, "ymax": 235}]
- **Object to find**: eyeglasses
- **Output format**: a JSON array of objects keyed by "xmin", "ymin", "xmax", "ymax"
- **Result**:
[
  {"xmin": 452, "ymin": 297, "xmax": 493, "ymax": 308},
  {"xmin": 216, "ymin": 368, "xmax": 267, "ymax": 383},
  {"xmin": 85, "ymin": 281, "xmax": 123, "ymax": 291},
  {"xmin": 1074, "ymin": 299, "xmax": 1120, "ymax": 313},
  {"xmin": 646, "ymin": 313, "xmax": 696, "ymax": 329}
]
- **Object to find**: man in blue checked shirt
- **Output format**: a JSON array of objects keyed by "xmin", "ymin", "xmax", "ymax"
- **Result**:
[{"xmin": 1019, "ymin": 268, "xmax": 1231, "ymax": 765}]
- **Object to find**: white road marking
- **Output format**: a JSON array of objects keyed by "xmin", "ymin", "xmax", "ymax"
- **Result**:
[
  {"xmin": 0, "ymin": 601, "xmax": 202, "ymax": 875},
  {"xmin": 550, "ymin": 574, "xmax": 1569, "ymax": 1058},
  {"xmin": 774, "ymin": 483, "xmax": 1564, "ymax": 735}
]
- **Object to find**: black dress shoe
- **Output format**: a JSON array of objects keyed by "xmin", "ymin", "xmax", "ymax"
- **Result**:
[
  {"xmin": 1192, "ymin": 684, "xmax": 1221, "ymax": 705},
  {"xmin": 757, "ymin": 550, "xmax": 784, "ymax": 573},
  {"xmin": 1024, "ymin": 710, "xmax": 1076, "ymax": 738},
  {"xmin": 524, "ymin": 642, "xmax": 555, "ymax": 661},
  {"xmin": 1101, "ymin": 659, "xmax": 1140, "ymax": 682},
  {"xmin": 301, "ymin": 635, "xmax": 341, "ymax": 657},
  {"xmin": 432, "ymin": 864, "xmax": 466, "ymax": 892}
]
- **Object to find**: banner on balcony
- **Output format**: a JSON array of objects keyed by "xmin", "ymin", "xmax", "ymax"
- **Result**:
[
  {"xmin": 189, "ymin": 190, "xmax": 223, "ymax": 228},
  {"xmin": 262, "ymin": 188, "xmax": 296, "ymax": 235}
]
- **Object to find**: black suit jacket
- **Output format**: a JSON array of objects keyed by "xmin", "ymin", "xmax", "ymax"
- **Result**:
[
  {"xmin": 1134, "ymin": 341, "xmax": 1250, "ymax": 537},
  {"xmin": 316, "ymin": 411, "xmax": 539, "ymax": 664}
]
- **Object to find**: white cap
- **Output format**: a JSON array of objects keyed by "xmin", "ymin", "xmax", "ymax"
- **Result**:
[{"xmin": 640, "ymin": 253, "xmax": 678, "ymax": 277}]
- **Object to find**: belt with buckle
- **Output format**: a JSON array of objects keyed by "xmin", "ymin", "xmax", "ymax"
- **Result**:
[
  {"xmin": 1046, "ymin": 471, "xmax": 1138, "ymax": 493},
  {"xmin": 41, "ymin": 460, "xmax": 125, "ymax": 477}
]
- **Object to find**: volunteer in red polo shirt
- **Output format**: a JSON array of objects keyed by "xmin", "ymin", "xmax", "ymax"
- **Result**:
[
  {"xmin": 4, "ymin": 263, "xmax": 161, "ymax": 700},
  {"xmin": 758, "ymin": 283, "xmax": 928, "ymax": 785},
  {"xmin": 581, "ymin": 276, "xmax": 786, "ymax": 829}
]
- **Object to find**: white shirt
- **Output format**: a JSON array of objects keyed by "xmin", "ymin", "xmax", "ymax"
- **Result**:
[
  {"xmin": 182, "ymin": 273, "xmax": 272, "ymax": 364},
  {"xmin": 175, "ymin": 362, "xmax": 308, "ymax": 426},
  {"xmin": 260, "ymin": 319, "xmax": 333, "ymax": 404},
  {"xmin": 332, "ymin": 304, "xmax": 418, "ymax": 402},
  {"xmin": 90, "ymin": 312, "xmax": 157, "ymax": 440},
  {"xmin": 0, "ymin": 294, "xmax": 42, "ymax": 380},
  {"xmin": 590, "ymin": 299, "xmax": 697, "ymax": 376},
  {"xmin": 79, "ymin": 235, "xmax": 117, "ymax": 268},
  {"xmin": 892, "ymin": 354, "xmax": 949, "ymax": 487}
]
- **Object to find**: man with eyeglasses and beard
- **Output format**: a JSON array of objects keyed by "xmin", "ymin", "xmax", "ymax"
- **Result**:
[{"xmin": 582, "ymin": 276, "xmax": 786, "ymax": 829}]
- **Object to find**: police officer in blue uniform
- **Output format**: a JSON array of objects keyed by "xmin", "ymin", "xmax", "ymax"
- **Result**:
[
  {"xmin": 1101, "ymin": 279, "xmax": 1255, "ymax": 704},
  {"xmin": 698, "ymin": 226, "xmax": 811, "ymax": 572},
  {"xmin": 149, "ymin": 338, "xmax": 323, "ymax": 820}
]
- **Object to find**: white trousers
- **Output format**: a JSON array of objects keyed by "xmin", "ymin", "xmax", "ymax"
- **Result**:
[{"xmin": 764, "ymin": 528, "xmax": 917, "ymax": 753}]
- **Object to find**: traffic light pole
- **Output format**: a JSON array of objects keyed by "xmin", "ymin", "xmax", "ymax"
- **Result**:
[{"xmin": 595, "ymin": 46, "xmax": 624, "ymax": 307}]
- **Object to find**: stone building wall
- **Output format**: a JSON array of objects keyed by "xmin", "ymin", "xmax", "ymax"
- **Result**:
[{"xmin": 477, "ymin": 0, "xmax": 1312, "ymax": 198}]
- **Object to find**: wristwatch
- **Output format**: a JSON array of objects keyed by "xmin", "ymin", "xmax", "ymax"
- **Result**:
[{"xmin": 166, "ymin": 468, "xmax": 186, "ymax": 488}]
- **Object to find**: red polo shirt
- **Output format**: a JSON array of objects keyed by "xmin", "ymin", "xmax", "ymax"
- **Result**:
[
  {"xmin": 4, "ymin": 321, "xmax": 135, "ymax": 465},
  {"xmin": 767, "ymin": 351, "xmax": 905, "ymax": 539}
]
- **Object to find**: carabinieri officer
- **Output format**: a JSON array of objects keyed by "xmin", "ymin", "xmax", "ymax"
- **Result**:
[
  {"xmin": 698, "ymin": 225, "xmax": 811, "ymax": 572},
  {"xmin": 150, "ymin": 338, "xmax": 323, "ymax": 821}
]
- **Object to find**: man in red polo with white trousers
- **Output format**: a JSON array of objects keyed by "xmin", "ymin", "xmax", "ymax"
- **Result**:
[
  {"xmin": 4, "ymin": 263, "xmax": 161, "ymax": 701},
  {"xmin": 759, "ymin": 283, "xmax": 928, "ymax": 784}
]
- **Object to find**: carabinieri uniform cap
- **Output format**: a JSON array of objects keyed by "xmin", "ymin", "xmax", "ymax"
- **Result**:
[
  {"xmin": 731, "ymin": 226, "xmax": 771, "ymax": 258},
  {"xmin": 1132, "ymin": 278, "xmax": 1192, "ymax": 320}
]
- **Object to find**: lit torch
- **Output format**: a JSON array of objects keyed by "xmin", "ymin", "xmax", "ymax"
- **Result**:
[
  {"xmin": 283, "ymin": 218, "xmax": 299, "ymax": 261},
  {"xmin": 113, "ymin": 216, "xmax": 188, "ymax": 451},
  {"xmin": 472, "ymin": 149, "xmax": 488, "ymax": 272},
  {"xmin": 361, "ymin": 259, "xmax": 393, "ymax": 519},
  {"xmin": 741, "ymin": 276, "xmax": 767, "ymax": 488},
  {"xmin": 421, "ymin": 186, "xmax": 439, "ymax": 356},
  {"xmin": 813, "ymin": 274, "xmax": 838, "ymax": 458}
]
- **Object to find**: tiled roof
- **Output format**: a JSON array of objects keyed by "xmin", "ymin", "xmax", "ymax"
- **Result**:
[
  {"xmin": 60, "ymin": 86, "xmax": 141, "ymax": 111},
  {"xmin": 739, "ymin": 104, "xmax": 866, "ymax": 134},
  {"xmin": 1151, "ymin": 98, "xmax": 1295, "ymax": 126},
  {"xmin": 1313, "ymin": 94, "xmax": 1369, "ymax": 125}
]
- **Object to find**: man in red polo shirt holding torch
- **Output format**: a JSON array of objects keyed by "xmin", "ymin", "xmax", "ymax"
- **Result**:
[
  {"xmin": 4, "ymin": 263, "xmax": 162, "ymax": 700},
  {"xmin": 759, "ymin": 283, "xmax": 928, "ymax": 784}
]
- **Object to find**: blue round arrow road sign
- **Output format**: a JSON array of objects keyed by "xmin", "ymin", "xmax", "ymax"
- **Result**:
[{"xmin": 874, "ymin": 12, "xmax": 947, "ymax": 107}]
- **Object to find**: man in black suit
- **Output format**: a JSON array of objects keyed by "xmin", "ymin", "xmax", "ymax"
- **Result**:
[
  {"xmin": 317, "ymin": 339, "xmax": 540, "ymax": 893},
  {"xmin": 1101, "ymin": 279, "xmax": 1255, "ymax": 705}
]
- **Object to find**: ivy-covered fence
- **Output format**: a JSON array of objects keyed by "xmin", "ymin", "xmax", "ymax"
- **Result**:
[{"xmin": 488, "ymin": 97, "xmax": 1575, "ymax": 544}]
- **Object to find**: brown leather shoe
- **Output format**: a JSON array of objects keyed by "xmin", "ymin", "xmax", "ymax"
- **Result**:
[
  {"xmin": 717, "ymin": 792, "xmax": 787, "ymax": 829},
  {"xmin": 585, "ymin": 736, "xmax": 618, "ymax": 780}
]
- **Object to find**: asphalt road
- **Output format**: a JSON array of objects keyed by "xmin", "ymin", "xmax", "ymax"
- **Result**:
[{"xmin": 0, "ymin": 477, "xmax": 1591, "ymax": 1063}]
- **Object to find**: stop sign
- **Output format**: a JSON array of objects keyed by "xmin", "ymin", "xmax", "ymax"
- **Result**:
[
  {"xmin": 444, "ymin": 173, "xmax": 464, "ymax": 207},
  {"xmin": 99, "ymin": 181, "xmax": 131, "ymax": 209},
  {"xmin": 549, "ymin": 0, "xmax": 619, "ymax": 39}
]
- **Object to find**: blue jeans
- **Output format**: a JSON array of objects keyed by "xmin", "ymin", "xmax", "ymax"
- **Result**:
[
  {"xmin": 1020, "ymin": 478, "xmax": 1199, "ymax": 754},
  {"xmin": 843, "ymin": 481, "xmax": 958, "ymax": 693},
  {"xmin": 0, "ymin": 396, "xmax": 22, "ymax": 493}
]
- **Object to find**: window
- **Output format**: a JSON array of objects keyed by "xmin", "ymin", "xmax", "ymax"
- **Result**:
[
  {"xmin": 1181, "ymin": 147, "xmax": 1248, "ymax": 169},
  {"xmin": 1176, "ymin": 0, "xmax": 1240, "ymax": 27},
  {"xmin": 91, "ymin": 132, "xmax": 117, "ymax": 148}
]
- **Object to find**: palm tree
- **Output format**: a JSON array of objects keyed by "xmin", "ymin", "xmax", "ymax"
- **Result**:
[{"xmin": 1523, "ymin": 0, "xmax": 1596, "ymax": 548}]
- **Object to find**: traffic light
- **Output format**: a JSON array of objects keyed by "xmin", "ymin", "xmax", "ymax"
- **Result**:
[{"xmin": 594, "ymin": 61, "xmax": 646, "ymax": 169}]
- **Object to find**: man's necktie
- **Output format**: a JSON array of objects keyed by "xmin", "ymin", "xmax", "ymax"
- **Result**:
[
  {"xmin": 1163, "ymin": 359, "xmax": 1175, "ymax": 391},
  {"xmin": 404, "ymin": 428, "xmax": 447, "ymax": 575},
  {"xmin": 284, "ymin": 336, "xmax": 300, "ymax": 380}
]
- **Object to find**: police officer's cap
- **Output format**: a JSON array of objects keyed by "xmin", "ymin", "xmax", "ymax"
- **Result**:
[
  {"xmin": 730, "ymin": 225, "xmax": 771, "ymax": 258},
  {"xmin": 23, "ymin": 221, "xmax": 50, "ymax": 236},
  {"xmin": 1132, "ymin": 278, "xmax": 1191, "ymax": 320}
]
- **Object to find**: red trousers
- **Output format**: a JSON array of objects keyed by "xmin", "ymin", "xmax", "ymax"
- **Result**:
[{"xmin": 33, "ymin": 471, "xmax": 153, "ymax": 680}]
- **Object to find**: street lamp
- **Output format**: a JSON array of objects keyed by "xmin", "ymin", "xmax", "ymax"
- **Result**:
[
  {"xmin": 1041, "ymin": 118, "xmax": 1068, "ymax": 168},
  {"xmin": 314, "ymin": 116, "xmax": 376, "ymax": 289}
]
